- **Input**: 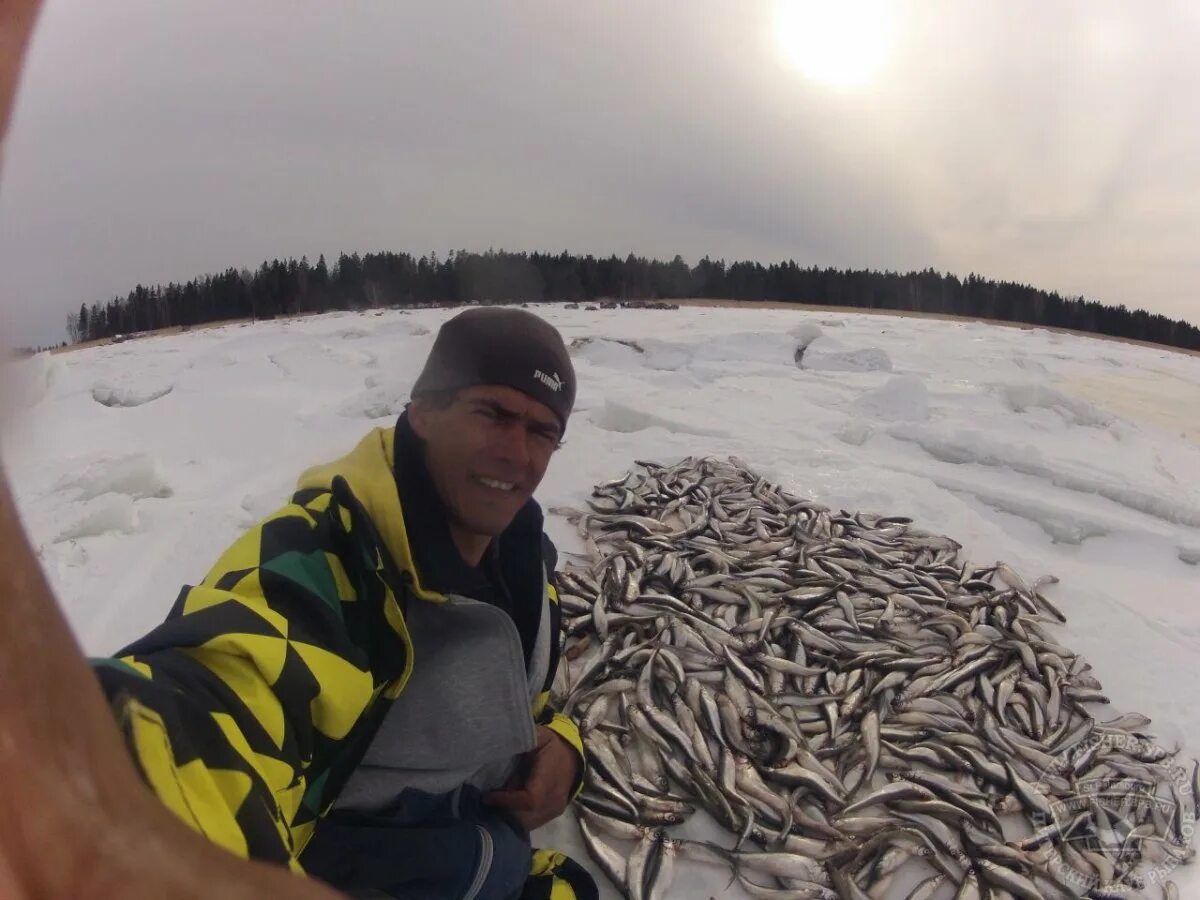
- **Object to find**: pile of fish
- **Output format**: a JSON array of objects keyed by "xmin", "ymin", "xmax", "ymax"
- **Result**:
[{"xmin": 551, "ymin": 456, "xmax": 1195, "ymax": 900}]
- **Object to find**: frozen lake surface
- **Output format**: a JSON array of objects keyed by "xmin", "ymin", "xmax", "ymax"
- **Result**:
[{"xmin": 4, "ymin": 303, "xmax": 1198, "ymax": 897}]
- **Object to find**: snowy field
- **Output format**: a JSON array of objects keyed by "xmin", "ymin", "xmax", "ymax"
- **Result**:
[{"xmin": 2, "ymin": 303, "xmax": 1199, "ymax": 897}]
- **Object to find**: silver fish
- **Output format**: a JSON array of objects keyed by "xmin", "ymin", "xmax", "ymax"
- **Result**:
[{"xmin": 551, "ymin": 457, "xmax": 1195, "ymax": 899}]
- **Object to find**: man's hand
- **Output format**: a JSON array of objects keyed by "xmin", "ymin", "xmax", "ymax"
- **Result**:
[{"xmin": 484, "ymin": 726, "xmax": 579, "ymax": 832}]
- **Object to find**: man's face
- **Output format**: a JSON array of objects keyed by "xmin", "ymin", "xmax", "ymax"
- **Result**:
[{"xmin": 408, "ymin": 384, "xmax": 563, "ymax": 541}]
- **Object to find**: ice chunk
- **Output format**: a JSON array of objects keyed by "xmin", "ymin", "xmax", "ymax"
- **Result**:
[
  {"xmin": 268, "ymin": 343, "xmax": 375, "ymax": 380},
  {"xmin": 852, "ymin": 374, "xmax": 929, "ymax": 421},
  {"xmin": 639, "ymin": 340, "xmax": 694, "ymax": 371},
  {"xmin": 1011, "ymin": 356, "xmax": 1049, "ymax": 375},
  {"xmin": 691, "ymin": 333, "xmax": 799, "ymax": 366},
  {"xmin": 351, "ymin": 390, "xmax": 408, "ymax": 419},
  {"xmin": 571, "ymin": 338, "xmax": 644, "ymax": 368},
  {"xmin": 889, "ymin": 423, "xmax": 1200, "ymax": 528},
  {"xmin": 186, "ymin": 350, "xmax": 238, "ymax": 370},
  {"xmin": 366, "ymin": 390, "xmax": 407, "ymax": 419},
  {"xmin": 341, "ymin": 374, "xmax": 409, "ymax": 419},
  {"xmin": 895, "ymin": 465, "xmax": 1112, "ymax": 545},
  {"xmin": 589, "ymin": 399, "xmax": 731, "ymax": 438},
  {"xmin": 1179, "ymin": 546, "xmax": 1200, "ymax": 566},
  {"xmin": 240, "ymin": 482, "xmax": 294, "ymax": 523},
  {"xmin": 92, "ymin": 381, "xmax": 173, "ymax": 408},
  {"xmin": 799, "ymin": 336, "xmax": 892, "ymax": 372},
  {"xmin": 788, "ymin": 321, "xmax": 824, "ymax": 349},
  {"xmin": 55, "ymin": 494, "xmax": 139, "ymax": 543},
  {"xmin": 606, "ymin": 333, "xmax": 801, "ymax": 372},
  {"xmin": 1, "ymin": 351, "xmax": 61, "ymax": 413},
  {"xmin": 54, "ymin": 453, "xmax": 172, "ymax": 501},
  {"xmin": 972, "ymin": 492, "xmax": 1109, "ymax": 545},
  {"xmin": 836, "ymin": 420, "xmax": 874, "ymax": 445},
  {"xmin": 1000, "ymin": 383, "xmax": 1111, "ymax": 427}
]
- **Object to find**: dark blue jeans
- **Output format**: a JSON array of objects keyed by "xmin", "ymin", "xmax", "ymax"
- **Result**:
[{"xmin": 301, "ymin": 787, "xmax": 532, "ymax": 900}]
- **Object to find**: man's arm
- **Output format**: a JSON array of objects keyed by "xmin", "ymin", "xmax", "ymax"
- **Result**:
[
  {"xmin": 91, "ymin": 489, "xmax": 399, "ymax": 863},
  {"xmin": 0, "ymin": 5, "xmax": 332, "ymax": 894},
  {"xmin": 0, "ymin": 0, "xmax": 41, "ymax": 139},
  {"xmin": 0, "ymin": 469, "xmax": 342, "ymax": 898},
  {"xmin": 484, "ymin": 535, "xmax": 586, "ymax": 830}
]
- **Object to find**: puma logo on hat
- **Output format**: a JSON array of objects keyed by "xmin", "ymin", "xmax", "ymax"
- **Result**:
[{"xmin": 533, "ymin": 369, "xmax": 564, "ymax": 392}]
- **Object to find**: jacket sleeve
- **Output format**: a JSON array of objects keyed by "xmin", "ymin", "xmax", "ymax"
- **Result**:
[
  {"xmin": 534, "ymin": 533, "xmax": 586, "ymax": 799},
  {"xmin": 90, "ymin": 489, "xmax": 389, "ymax": 867}
]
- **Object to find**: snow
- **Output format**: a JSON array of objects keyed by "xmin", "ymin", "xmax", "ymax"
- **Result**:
[{"xmin": 3, "ymin": 304, "xmax": 1200, "ymax": 896}]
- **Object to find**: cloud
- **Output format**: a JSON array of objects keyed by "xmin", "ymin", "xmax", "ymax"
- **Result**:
[{"xmin": 0, "ymin": 0, "xmax": 1197, "ymax": 345}]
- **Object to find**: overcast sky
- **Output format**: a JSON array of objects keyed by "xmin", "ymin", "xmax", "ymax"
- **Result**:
[{"xmin": 1, "ymin": 0, "xmax": 1197, "ymax": 346}]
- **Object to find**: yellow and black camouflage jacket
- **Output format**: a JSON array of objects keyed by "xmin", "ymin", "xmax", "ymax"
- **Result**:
[{"xmin": 91, "ymin": 422, "xmax": 584, "ymax": 873}]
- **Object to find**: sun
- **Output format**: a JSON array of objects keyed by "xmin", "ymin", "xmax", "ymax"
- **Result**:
[{"xmin": 774, "ymin": 0, "xmax": 896, "ymax": 89}]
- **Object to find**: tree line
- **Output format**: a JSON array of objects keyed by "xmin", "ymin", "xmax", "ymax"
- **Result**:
[{"xmin": 65, "ymin": 250, "xmax": 1200, "ymax": 351}]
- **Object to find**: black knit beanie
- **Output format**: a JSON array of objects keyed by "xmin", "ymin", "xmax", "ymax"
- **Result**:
[{"xmin": 412, "ymin": 307, "xmax": 576, "ymax": 431}]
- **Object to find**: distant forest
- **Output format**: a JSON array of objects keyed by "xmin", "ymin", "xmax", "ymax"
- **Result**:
[{"xmin": 65, "ymin": 250, "xmax": 1200, "ymax": 351}]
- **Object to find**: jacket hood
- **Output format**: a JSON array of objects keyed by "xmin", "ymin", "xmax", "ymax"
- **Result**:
[{"xmin": 295, "ymin": 427, "xmax": 444, "ymax": 604}]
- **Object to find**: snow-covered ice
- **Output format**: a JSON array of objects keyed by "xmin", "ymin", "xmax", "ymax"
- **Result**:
[{"xmin": 3, "ymin": 304, "xmax": 1199, "ymax": 897}]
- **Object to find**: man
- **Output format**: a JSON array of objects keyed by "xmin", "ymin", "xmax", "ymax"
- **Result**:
[
  {"xmin": 0, "ymin": 11, "xmax": 590, "ymax": 897},
  {"xmin": 87, "ymin": 307, "xmax": 596, "ymax": 900}
]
